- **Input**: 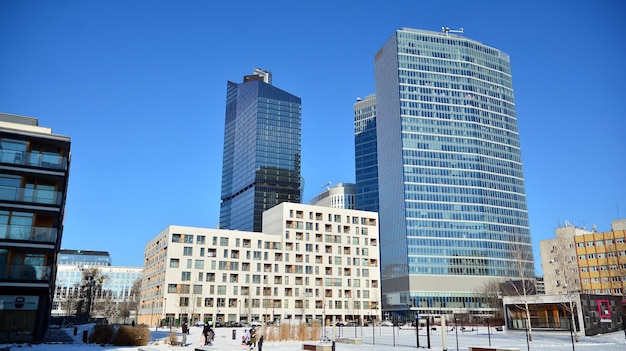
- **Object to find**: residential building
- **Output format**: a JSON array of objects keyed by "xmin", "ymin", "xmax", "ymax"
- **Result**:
[
  {"xmin": 0, "ymin": 112, "xmax": 70, "ymax": 342},
  {"xmin": 140, "ymin": 203, "xmax": 380, "ymax": 326},
  {"xmin": 354, "ymin": 94, "xmax": 378, "ymax": 212},
  {"xmin": 51, "ymin": 250, "xmax": 142, "ymax": 322},
  {"xmin": 219, "ymin": 69, "xmax": 302, "ymax": 232},
  {"xmin": 309, "ymin": 182, "xmax": 356, "ymax": 209},
  {"xmin": 369, "ymin": 28, "xmax": 534, "ymax": 319},
  {"xmin": 541, "ymin": 219, "xmax": 626, "ymax": 296}
]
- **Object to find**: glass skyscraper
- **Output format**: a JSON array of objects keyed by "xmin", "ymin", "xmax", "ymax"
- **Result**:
[
  {"xmin": 354, "ymin": 94, "xmax": 379, "ymax": 213},
  {"xmin": 369, "ymin": 28, "xmax": 534, "ymax": 318},
  {"xmin": 219, "ymin": 69, "xmax": 302, "ymax": 232}
]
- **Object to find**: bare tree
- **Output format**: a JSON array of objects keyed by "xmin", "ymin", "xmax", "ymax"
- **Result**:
[
  {"xmin": 79, "ymin": 267, "xmax": 108, "ymax": 320},
  {"xmin": 475, "ymin": 278, "xmax": 505, "ymax": 319},
  {"xmin": 508, "ymin": 231, "xmax": 536, "ymax": 341}
]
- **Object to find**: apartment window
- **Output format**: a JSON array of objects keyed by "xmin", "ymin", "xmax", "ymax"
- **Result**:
[
  {"xmin": 181, "ymin": 271, "xmax": 191, "ymax": 281},
  {"xmin": 179, "ymin": 297, "xmax": 189, "ymax": 307},
  {"xmin": 597, "ymin": 240, "xmax": 604, "ymax": 246},
  {"xmin": 195, "ymin": 260, "xmax": 204, "ymax": 269},
  {"xmin": 183, "ymin": 234, "xmax": 193, "ymax": 243},
  {"xmin": 217, "ymin": 286, "xmax": 227, "ymax": 295},
  {"xmin": 196, "ymin": 235, "xmax": 205, "ymax": 245},
  {"xmin": 199, "ymin": 248, "xmax": 205, "ymax": 257},
  {"xmin": 220, "ymin": 237, "xmax": 229, "ymax": 246},
  {"xmin": 172, "ymin": 234, "xmax": 181, "ymax": 243},
  {"xmin": 586, "ymin": 241, "xmax": 594, "ymax": 247},
  {"xmin": 170, "ymin": 258, "xmax": 179, "ymax": 268},
  {"xmin": 193, "ymin": 285, "xmax": 202, "ymax": 294},
  {"xmin": 168, "ymin": 284, "xmax": 177, "ymax": 293},
  {"xmin": 183, "ymin": 247, "xmax": 193, "ymax": 256},
  {"xmin": 187, "ymin": 259, "xmax": 192, "ymax": 268},
  {"xmin": 576, "ymin": 242, "xmax": 584, "ymax": 248}
]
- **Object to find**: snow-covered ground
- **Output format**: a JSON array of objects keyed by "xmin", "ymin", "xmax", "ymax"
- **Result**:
[{"xmin": 3, "ymin": 324, "xmax": 626, "ymax": 351}]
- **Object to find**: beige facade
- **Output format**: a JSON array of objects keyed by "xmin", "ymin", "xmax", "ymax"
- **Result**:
[
  {"xmin": 140, "ymin": 203, "xmax": 380, "ymax": 326},
  {"xmin": 540, "ymin": 219, "xmax": 626, "ymax": 296}
]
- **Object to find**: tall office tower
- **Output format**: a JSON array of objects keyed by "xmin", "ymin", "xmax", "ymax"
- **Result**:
[
  {"xmin": 372, "ymin": 28, "xmax": 534, "ymax": 318},
  {"xmin": 220, "ymin": 69, "xmax": 302, "ymax": 232},
  {"xmin": 354, "ymin": 94, "xmax": 379, "ymax": 212},
  {"xmin": 0, "ymin": 112, "xmax": 71, "ymax": 342}
]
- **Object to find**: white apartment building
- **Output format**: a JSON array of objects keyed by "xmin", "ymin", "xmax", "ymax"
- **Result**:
[{"xmin": 140, "ymin": 203, "xmax": 380, "ymax": 326}]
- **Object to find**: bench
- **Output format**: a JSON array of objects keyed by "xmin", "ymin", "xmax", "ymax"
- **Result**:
[
  {"xmin": 336, "ymin": 337, "xmax": 362, "ymax": 345},
  {"xmin": 302, "ymin": 343, "xmax": 333, "ymax": 351}
]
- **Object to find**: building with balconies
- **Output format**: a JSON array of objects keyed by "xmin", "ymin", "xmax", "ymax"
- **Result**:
[
  {"xmin": 140, "ymin": 203, "xmax": 380, "ymax": 327},
  {"xmin": 0, "ymin": 112, "xmax": 70, "ymax": 342}
]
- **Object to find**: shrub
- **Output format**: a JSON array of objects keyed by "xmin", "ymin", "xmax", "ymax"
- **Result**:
[
  {"xmin": 167, "ymin": 331, "xmax": 178, "ymax": 345},
  {"xmin": 112, "ymin": 325, "xmax": 150, "ymax": 346},
  {"xmin": 89, "ymin": 324, "xmax": 115, "ymax": 344}
]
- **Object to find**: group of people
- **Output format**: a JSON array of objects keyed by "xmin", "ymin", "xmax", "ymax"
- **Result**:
[{"xmin": 242, "ymin": 328, "xmax": 259, "ymax": 350}]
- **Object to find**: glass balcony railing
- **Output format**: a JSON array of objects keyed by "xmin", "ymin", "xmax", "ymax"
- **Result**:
[
  {"xmin": 0, "ymin": 263, "xmax": 52, "ymax": 281},
  {"xmin": 0, "ymin": 224, "xmax": 58, "ymax": 243},
  {"xmin": 0, "ymin": 149, "xmax": 68, "ymax": 171},
  {"xmin": 0, "ymin": 186, "xmax": 62, "ymax": 205}
]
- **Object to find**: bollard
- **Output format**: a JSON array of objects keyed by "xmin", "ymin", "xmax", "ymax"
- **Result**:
[
  {"xmin": 232, "ymin": 329, "xmax": 236, "ymax": 340},
  {"xmin": 73, "ymin": 326, "xmax": 77, "ymax": 336},
  {"xmin": 332, "ymin": 340, "xmax": 336, "ymax": 351},
  {"xmin": 82, "ymin": 330, "xmax": 88, "ymax": 343}
]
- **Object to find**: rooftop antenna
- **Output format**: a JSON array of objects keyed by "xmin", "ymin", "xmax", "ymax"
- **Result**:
[
  {"xmin": 321, "ymin": 181, "xmax": 331, "ymax": 190},
  {"xmin": 442, "ymin": 27, "xmax": 464, "ymax": 36}
]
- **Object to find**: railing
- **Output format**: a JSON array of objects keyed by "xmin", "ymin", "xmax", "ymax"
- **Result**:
[
  {"xmin": 0, "ymin": 263, "xmax": 52, "ymax": 281},
  {"xmin": 0, "ymin": 150, "xmax": 68, "ymax": 170},
  {"xmin": 0, "ymin": 186, "xmax": 62, "ymax": 205},
  {"xmin": 0, "ymin": 224, "xmax": 58, "ymax": 243}
]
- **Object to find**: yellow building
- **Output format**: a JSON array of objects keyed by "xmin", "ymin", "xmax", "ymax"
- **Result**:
[{"xmin": 541, "ymin": 219, "xmax": 626, "ymax": 296}]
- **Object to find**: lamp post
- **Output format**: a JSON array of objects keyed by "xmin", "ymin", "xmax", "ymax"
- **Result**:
[{"xmin": 238, "ymin": 299, "xmax": 241, "ymax": 323}]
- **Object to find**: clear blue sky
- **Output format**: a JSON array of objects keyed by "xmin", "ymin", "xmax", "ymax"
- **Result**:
[{"xmin": 1, "ymin": 1, "xmax": 624, "ymax": 275}]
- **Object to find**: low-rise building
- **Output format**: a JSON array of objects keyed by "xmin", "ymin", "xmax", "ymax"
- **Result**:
[
  {"xmin": 140, "ymin": 203, "xmax": 380, "ymax": 326},
  {"xmin": 540, "ymin": 219, "xmax": 626, "ymax": 296}
]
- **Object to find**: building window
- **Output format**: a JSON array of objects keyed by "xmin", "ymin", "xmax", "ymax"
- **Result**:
[
  {"xmin": 183, "ymin": 247, "xmax": 193, "ymax": 256},
  {"xmin": 196, "ymin": 235, "xmax": 205, "ymax": 244},
  {"xmin": 172, "ymin": 234, "xmax": 181, "ymax": 243},
  {"xmin": 181, "ymin": 271, "xmax": 191, "ymax": 281},
  {"xmin": 183, "ymin": 235, "xmax": 193, "ymax": 243},
  {"xmin": 170, "ymin": 259, "xmax": 179, "ymax": 268},
  {"xmin": 195, "ymin": 260, "xmax": 204, "ymax": 269}
]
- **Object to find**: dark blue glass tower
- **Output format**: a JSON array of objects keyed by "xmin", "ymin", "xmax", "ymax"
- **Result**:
[
  {"xmin": 354, "ymin": 94, "xmax": 379, "ymax": 212},
  {"xmin": 219, "ymin": 69, "xmax": 302, "ymax": 232}
]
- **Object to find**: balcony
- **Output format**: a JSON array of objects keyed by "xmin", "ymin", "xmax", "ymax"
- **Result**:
[
  {"xmin": 0, "ymin": 225, "xmax": 58, "ymax": 243},
  {"xmin": 0, "ymin": 186, "xmax": 62, "ymax": 206},
  {"xmin": 0, "ymin": 263, "xmax": 52, "ymax": 281},
  {"xmin": 0, "ymin": 150, "xmax": 68, "ymax": 171}
]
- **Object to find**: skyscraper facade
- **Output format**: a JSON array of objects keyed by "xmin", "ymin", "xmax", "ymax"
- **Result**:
[
  {"xmin": 354, "ymin": 95, "xmax": 379, "ymax": 213},
  {"xmin": 370, "ymin": 28, "xmax": 534, "ymax": 318},
  {"xmin": 220, "ymin": 69, "xmax": 302, "ymax": 232}
]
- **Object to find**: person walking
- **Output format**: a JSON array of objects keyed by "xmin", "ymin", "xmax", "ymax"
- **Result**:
[
  {"xmin": 202, "ymin": 323, "xmax": 210, "ymax": 346},
  {"xmin": 181, "ymin": 322, "xmax": 188, "ymax": 345},
  {"xmin": 249, "ymin": 327, "xmax": 257, "ymax": 350}
]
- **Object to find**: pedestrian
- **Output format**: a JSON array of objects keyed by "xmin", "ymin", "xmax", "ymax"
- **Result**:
[
  {"xmin": 181, "ymin": 322, "xmax": 188, "ymax": 345},
  {"xmin": 249, "ymin": 328, "xmax": 257, "ymax": 350},
  {"xmin": 202, "ymin": 323, "xmax": 211, "ymax": 346},
  {"xmin": 243, "ymin": 328, "xmax": 250, "ymax": 346}
]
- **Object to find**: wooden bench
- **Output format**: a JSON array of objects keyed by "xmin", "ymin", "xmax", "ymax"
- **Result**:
[{"xmin": 302, "ymin": 343, "xmax": 333, "ymax": 351}]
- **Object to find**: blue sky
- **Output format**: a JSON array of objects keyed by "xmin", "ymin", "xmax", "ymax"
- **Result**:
[{"xmin": 1, "ymin": 1, "xmax": 624, "ymax": 275}]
